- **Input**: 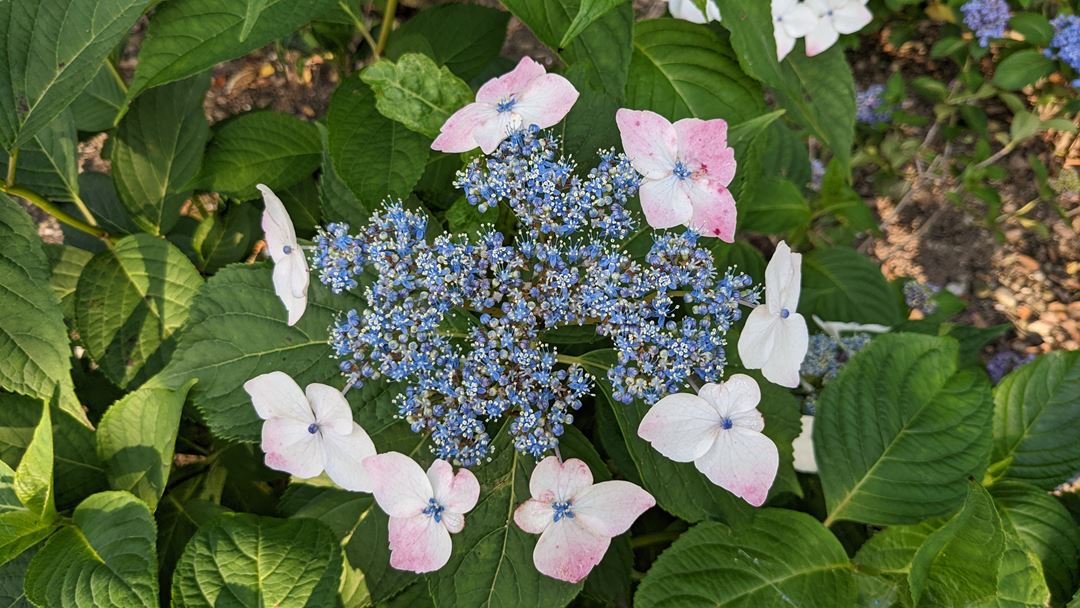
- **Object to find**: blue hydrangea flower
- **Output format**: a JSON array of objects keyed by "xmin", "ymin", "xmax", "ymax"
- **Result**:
[
  {"xmin": 1048, "ymin": 15, "xmax": 1080, "ymax": 84},
  {"xmin": 855, "ymin": 84, "xmax": 892, "ymax": 126},
  {"xmin": 986, "ymin": 350, "xmax": 1035, "ymax": 384},
  {"xmin": 903, "ymin": 281, "xmax": 939, "ymax": 315},
  {"xmin": 960, "ymin": 0, "xmax": 1010, "ymax": 47},
  {"xmin": 312, "ymin": 126, "xmax": 758, "ymax": 465}
]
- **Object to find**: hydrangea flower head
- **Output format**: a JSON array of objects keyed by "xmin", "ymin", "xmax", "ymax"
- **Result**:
[
  {"xmin": 244, "ymin": 371, "xmax": 376, "ymax": 491},
  {"xmin": 514, "ymin": 457, "xmax": 654, "ymax": 582},
  {"xmin": 637, "ymin": 374, "xmax": 779, "ymax": 506},
  {"xmin": 363, "ymin": 452, "xmax": 480, "ymax": 573},
  {"xmin": 432, "ymin": 57, "xmax": 579, "ymax": 154},
  {"xmin": 855, "ymin": 84, "xmax": 892, "ymax": 126},
  {"xmin": 615, "ymin": 108, "xmax": 737, "ymax": 240},
  {"xmin": 960, "ymin": 0, "xmax": 1010, "ymax": 47},
  {"xmin": 259, "ymin": 184, "xmax": 309, "ymax": 325},
  {"xmin": 1047, "ymin": 15, "xmax": 1080, "ymax": 85},
  {"xmin": 313, "ymin": 126, "xmax": 758, "ymax": 466}
]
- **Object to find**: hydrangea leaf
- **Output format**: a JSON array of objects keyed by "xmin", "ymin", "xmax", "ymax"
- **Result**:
[
  {"xmin": 634, "ymin": 512, "xmax": 857, "ymax": 607},
  {"xmin": 191, "ymin": 203, "xmax": 260, "ymax": 273},
  {"xmin": 361, "ymin": 54, "xmax": 474, "ymax": 139},
  {"xmin": 156, "ymin": 263, "xmax": 363, "ymax": 442},
  {"xmin": 196, "ymin": 110, "xmax": 321, "ymax": 199},
  {"xmin": 0, "ymin": 109, "xmax": 79, "ymax": 203},
  {"xmin": 111, "ymin": 75, "xmax": 209, "ymax": 235},
  {"xmin": 560, "ymin": 0, "xmax": 625, "ymax": 48},
  {"xmin": 801, "ymin": 247, "xmax": 903, "ymax": 326},
  {"xmin": 70, "ymin": 60, "xmax": 126, "ymax": 132},
  {"xmin": 25, "ymin": 491, "xmax": 159, "ymax": 608},
  {"xmin": 126, "ymin": 0, "xmax": 338, "ymax": 99},
  {"xmin": 852, "ymin": 521, "xmax": 938, "ymax": 606},
  {"xmin": 0, "ymin": 195, "xmax": 82, "ymax": 425},
  {"xmin": 74, "ymin": 234, "xmax": 204, "ymax": 389},
  {"xmin": 0, "ymin": 0, "xmax": 152, "ymax": 150},
  {"xmin": 45, "ymin": 245, "xmax": 93, "ymax": 320},
  {"xmin": 908, "ymin": 482, "xmax": 1049, "ymax": 607},
  {"xmin": 326, "ymin": 76, "xmax": 430, "ymax": 215},
  {"xmin": 96, "ymin": 379, "xmax": 197, "ymax": 512},
  {"xmin": 170, "ymin": 513, "xmax": 342, "ymax": 607},
  {"xmin": 386, "ymin": 4, "xmax": 509, "ymax": 81},
  {"xmin": 991, "ymin": 481, "xmax": 1080, "ymax": 605},
  {"xmin": 988, "ymin": 350, "xmax": 1080, "ymax": 489},
  {"xmin": 816, "ymin": 334, "xmax": 993, "ymax": 526},
  {"xmin": 13, "ymin": 400, "xmax": 53, "ymax": 522},
  {"xmin": 0, "ymin": 543, "xmax": 38, "ymax": 606}
]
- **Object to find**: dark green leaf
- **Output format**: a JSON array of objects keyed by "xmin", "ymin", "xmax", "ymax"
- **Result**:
[
  {"xmin": 70, "ymin": 61, "xmax": 126, "ymax": 133},
  {"xmin": 801, "ymin": 247, "xmax": 902, "ymax": 326},
  {"xmin": 0, "ymin": 110, "xmax": 79, "ymax": 203},
  {"xmin": 739, "ymin": 177, "xmax": 811, "ymax": 234},
  {"xmin": 192, "ymin": 203, "xmax": 260, "ymax": 273},
  {"xmin": 992, "ymin": 50, "xmax": 1055, "ymax": 90},
  {"xmin": 361, "ymin": 54, "xmax": 474, "ymax": 138},
  {"xmin": 45, "ymin": 244, "xmax": 92, "ymax": 320},
  {"xmin": 386, "ymin": 4, "xmax": 509, "ymax": 81}
]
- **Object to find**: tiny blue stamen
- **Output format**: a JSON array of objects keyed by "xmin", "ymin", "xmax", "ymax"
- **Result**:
[
  {"xmin": 307, "ymin": 423, "xmax": 318, "ymax": 434},
  {"xmin": 283, "ymin": 245, "xmax": 293, "ymax": 255},
  {"xmin": 423, "ymin": 497, "xmax": 445, "ymax": 523},
  {"xmin": 552, "ymin": 500, "xmax": 575, "ymax": 523},
  {"xmin": 672, "ymin": 161, "xmax": 693, "ymax": 180},
  {"xmin": 720, "ymin": 418, "xmax": 734, "ymax": 430},
  {"xmin": 780, "ymin": 308, "xmax": 791, "ymax": 319},
  {"xmin": 496, "ymin": 97, "xmax": 517, "ymax": 113}
]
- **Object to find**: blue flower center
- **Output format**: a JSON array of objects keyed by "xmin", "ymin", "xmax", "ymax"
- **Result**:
[
  {"xmin": 552, "ymin": 500, "xmax": 575, "ymax": 523},
  {"xmin": 720, "ymin": 417, "xmax": 734, "ymax": 430},
  {"xmin": 423, "ymin": 498, "xmax": 445, "ymax": 523},
  {"xmin": 496, "ymin": 97, "xmax": 517, "ymax": 113},
  {"xmin": 283, "ymin": 245, "xmax": 293, "ymax": 255},
  {"xmin": 307, "ymin": 423, "xmax": 318, "ymax": 434},
  {"xmin": 780, "ymin": 307, "xmax": 791, "ymax": 319},
  {"xmin": 672, "ymin": 161, "xmax": 693, "ymax": 180}
]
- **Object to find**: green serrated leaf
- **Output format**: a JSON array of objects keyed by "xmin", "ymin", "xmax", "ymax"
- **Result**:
[
  {"xmin": 852, "ymin": 520, "xmax": 938, "ymax": 606},
  {"xmin": 635, "ymin": 511, "xmax": 857, "ymax": 607},
  {"xmin": 192, "ymin": 203, "xmax": 260, "ymax": 273},
  {"xmin": 992, "ymin": 50, "xmax": 1055, "ymax": 91},
  {"xmin": 0, "ymin": 195, "xmax": 82, "ymax": 424},
  {"xmin": 739, "ymin": 177, "xmax": 811, "ymax": 234},
  {"xmin": 0, "ymin": 0, "xmax": 152, "ymax": 149},
  {"xmin": 70, "ymin": 61, "xmax": 126, "ymax": 133},
  {"xmin": 801, "ymin": 247, "xmax": 903, "ymax": 326},
  {"xmin": 561, "ymin": 0, "xmax": 625, "ymax": 48},
  {"xmin": 817, "ymin": 334, "xmax": 993, "ymax": 526},
  {"xmin": 25, "ymin": 491, "xmax": 159, "ymax": 608},
  {"xmin": 45, "ymin": 244, "xmax": 92, "ymax": 320},
  {"xmin": 0, "ymin": 541, "xmax": 37, "ymax": 606},
  {"xmin": 171, "ymin": 513, "xmax": 342, "ymax": 607},
  {"xmin": 361, "ymin": 54, "xmax": 474, "ymax": 139},
  {"xmin": 13, "ymin": 400, "xmax": 53, "ymax": 521},
  {"xmin": 197, "ymin": 110, "xmax": 321, "ymax": 199},
  {"xmin": 386, "ymin": 4, "xmax": 509, "ymax": 81},
  {"xmin": 0, "ymin": 110, "xmax": 79, "ymax": 203},
  {"xmin": 112, "ymin": 76, "xmax": 209, "ymax": 235},
  {"xmin": 127, "ymin": 0, "xmax": 339, "ymax": 99},
  {"xmin": 989, "ymin": 350, "xmax": 1080, "ymax": 490},
  {"xmin": 326, "ymin": 76, "xmax": 430, "ymax": 217},
  {"xmin": 97, "ymin": 379, "xmax": 196, "ymax": 512},
  {"xmin": 75, "ymin": 234, "xmax": 203, "ymax": 389}
]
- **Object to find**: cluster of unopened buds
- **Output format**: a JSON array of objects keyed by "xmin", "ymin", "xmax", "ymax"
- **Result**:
[{"xmin": 247, "ymin": 56, "xmax": 819, "ymax": 581}]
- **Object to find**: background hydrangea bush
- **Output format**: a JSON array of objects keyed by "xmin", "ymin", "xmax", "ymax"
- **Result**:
[{"xmin": 0, "ymin": 0, "xmax": 1077, "ymax": 607}]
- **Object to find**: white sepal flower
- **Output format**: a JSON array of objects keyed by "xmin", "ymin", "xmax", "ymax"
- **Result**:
[
  {"xmin": 803, "ymin": 0, "xmax": 873, "ymax": 57},
  {"xmin": 772, "ymin": 0, "xmax": 819, "ymax": 61},
  {"xmin": 738, "ymin": 241, "xmax": 809, "ymax": 388},
  {"xmin": 792, "ymin": 414, "xmax": 818, "ymax": 473},
  {"xmin": 258, "ymin": 184, "xmax": 309, "ymax": 326},
  {"xmin": 668, "ymin": 0, "xmax": 721, "ymax": 24}
]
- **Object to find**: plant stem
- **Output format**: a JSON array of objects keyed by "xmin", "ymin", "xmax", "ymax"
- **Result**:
[
  {"xmin": 5, "ymin": 149, "xmax": 17, "ymax": 186},
  {"xmin": 339, "ymin": 0, "xmax": 380, "ymax": 59},
  {"xmin": 374, "ymin": 0, "xmax": 397, "ymax": 58},
  {"xmin": 69, "ymin": 193, "xmax": 99, "ymax": 226},
  {"xmin": 1, "ymin": 184, "xmax": 113, "ymax": 245}
]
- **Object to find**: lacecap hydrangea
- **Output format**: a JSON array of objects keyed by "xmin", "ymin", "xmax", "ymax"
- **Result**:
[{"xmin": 312, "ymin": 125, "xmax": 758, "ymax": 466}]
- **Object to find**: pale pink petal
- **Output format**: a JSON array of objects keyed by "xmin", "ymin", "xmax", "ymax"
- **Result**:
[
  {"xmin": 322, "ymin": 422, "xmax": 377, "ymax": 492},
  {"xmin": 832, "ymin": 2, "xmax": 872, "ymax": 34},
  {"xmin": 765, "ymin": 241, "xmax": 801, "ymax": 314},
  {"xmin": 441, "ymin": 511, "xmax": 465, "ymax": 534},
  {"xmin": 686, "ymin": 182, "xmax": 736, "ymax": 242},
  {"xmin": 304, "ymin": 383, "xmax": 353, "ymax": 435},
  {"xmin": 476, "ymin": 56, "xmax": 548, "ymax": 103},
  {"xmin": 793, "ymin": 415, "xmax": 818, "ymax": 473},
  {"xmin": 428, "ymin": 461, "xmax": 480, "ymax": 514},
  {"xmin": 761, "ymin": 312, "xmax": 809, "ymax": 389},
  {"xmin": 532, "ymin": 518, "xmax": 611, "ymax": 583},
  {"xmin": 388, "ymin": 514, "xmax": 453, "ymax": 573},
  {"xmin": 261, "ymin": 417, "xmax": 324, "ymax": 479},
  {"xmin": 780, "ymin": 3, "xmax": 819, "ymax": 38},
  {"xmin": 713, "ymin": 374, "xmax": 762, "ymax": 417},
  {"xmin": 694, "ymin": 427, "xmax": 779, "ymax": 506},
  {"xmin": 615, "ymin": 109, "xmax": 678, "ymax": 179},
  {"xmin": 530, "ymin": 457, "xmax": 593, "ymax": 504},
  {"xmin": 570, "ymin": 480, "xmax": 654, "ymax": 537},
  {"xmin": 515, "ymin": 73, "xmax": 580, "ymax": 129},
  {"xmin": 244, "ymin": 371, "xmax": 311, "ymax": 421},
  {"xmin": 363, "ymin": 452, "xmax": 431, "ymax": 517},
  {"xmin": 804, "ymin": 20, "xmax": 839, "ymax": 56},
  {"xmin": 289, "ymin": 251, "xmax": 310, "ymax": 299},
  {"xmin": 640, "ymin": 176, "xmax": 694, "ymax": 229},
  {"xmin": 738, "ymin": 305, "xmax": 781, "ymax": 370},
  {"xmin": 514, "ymin": 498, "xmax": 554, "ymax": 535},
  {"xmin": 673, "ymin": 118, "xmax": 735, "ymax": 187},
  {"xmin": 258, "ymin": 184, "xmax": 295, "ymax": 263},
  {"xmin": 431, "ymin": 103, "xmax": 499, "ymax": 153},
  {"xmin": 475, "ymin": 111, "xmax": 520, "ymax": 155},
  {"xmin": 774, "ymin": 29, "xmax": 797, "ymax": 62},
  {"xmin": 272, "ymin": 254, "xmax": 307, "ymax": 326},
  {"xmin": 637, "ymin": 393, "xmax": 721, "ymax": 462}
]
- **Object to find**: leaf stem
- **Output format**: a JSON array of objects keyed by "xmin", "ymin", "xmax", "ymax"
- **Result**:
[
  {"xmin": 374, "ymin": 0, "xmax": 397, "ymax": 58},
  {"xmin": 69, "ymin": 193, "xmax": 99, "ymax": 227},
  {"xmin": 1, "ymin": 184, "xmax": 113, "ymax": 246},
  {"xmin": 5, "ymin": 149, "xmax": 17, "ymax": 186},
  {"xmin": 339, "ymin": 0, "xmax": 380, "ymax": 59}
]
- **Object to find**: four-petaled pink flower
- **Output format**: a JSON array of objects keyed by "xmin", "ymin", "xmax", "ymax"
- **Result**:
[
  {"xmin": 638, "ymin": 374, "xmax": 779, "ymax": 507},
  {"xmin": 615, "ymin": 108, "xmax": 737, "ymax": 241},
  {"xmin": 245, "ymin": 371, "xmax": 376, "ymax": 492},
  {"xmin": 432, "ymin": 56, "xmax": 579, "ymax": 155},
  {"xmin": 514, "ymin": 457, "xmax": 655, "ymax": 583},
  {"xmin": 363, "ymin": 452, "xmax": 480, "ymax": 573},
  {"xmin": 258, "ymin": 184, "xmax": 308, "ymax": 326}
]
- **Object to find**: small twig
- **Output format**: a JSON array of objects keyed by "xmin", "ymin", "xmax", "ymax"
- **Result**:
[
  {"xmin": 374, "ymin": 0, "xmax": 398, "ymax": 58},
  {"xmin": 973, "ymin": 140, "xmax": 1018, "ymax": 171},
  {"xmin": 1, "ymin": 184, "xmax": 113, "ymax": 245}
]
